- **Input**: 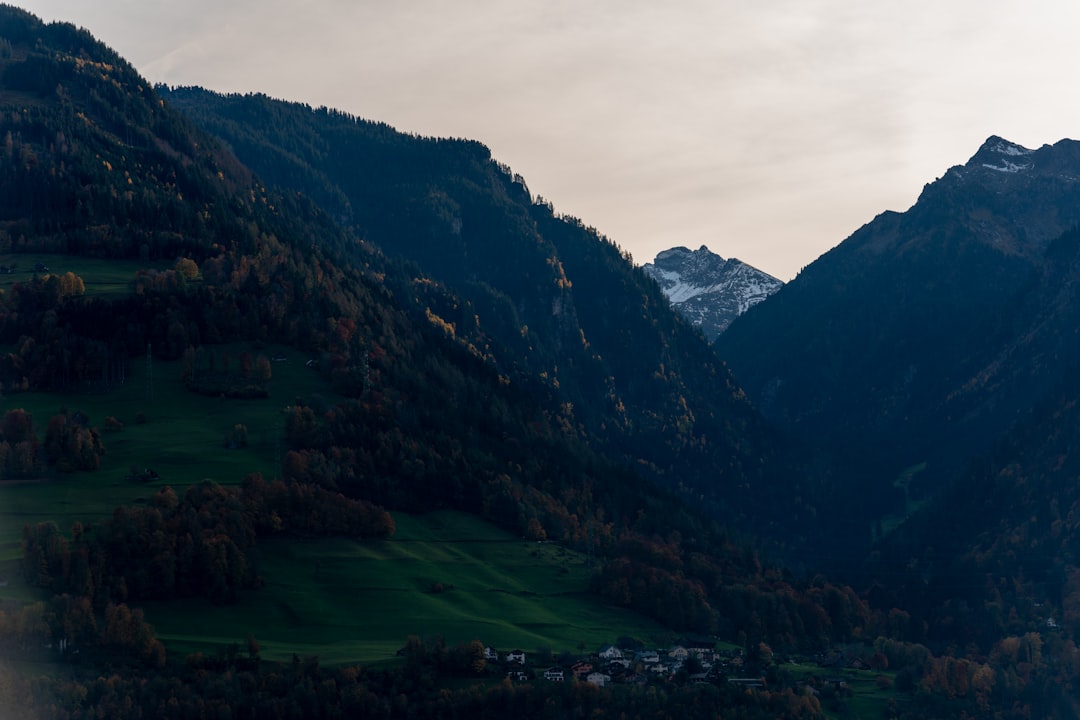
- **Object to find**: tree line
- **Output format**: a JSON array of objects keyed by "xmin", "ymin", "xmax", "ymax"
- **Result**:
[{"xmin": 22, "ymin": 475, "xmax": 393, "ymax": 607}]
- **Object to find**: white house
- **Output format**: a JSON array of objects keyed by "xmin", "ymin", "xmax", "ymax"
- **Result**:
[
  {"xmin": 668, "ymin": 646, "xmax": 689, "ymax": 661},
  {"xmin": 544, "ymin": 667, "xmax": 565, "ymax": 682},
  {"xmin": 586, "ymin": 672, "xmax": 610, "ymax": 687},
  {"xmin": 598, "ymin": 644, "xmax": 624, "ymax": 661},
  {"xmin": 506, "ymin": 649, "xmax": 526, "ymax": 665}
]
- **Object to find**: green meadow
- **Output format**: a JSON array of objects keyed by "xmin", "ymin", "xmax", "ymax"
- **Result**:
[
  {"xmin": 785, "ymin": 663, "xmax": 904, "ymax": 720},
  {"xmin": 0, "ymin": 343, "xmax": 319, "ymax": 552},
  {"xmin": 145, "ymin": 512, "xmax": 668, "ymax": 665},
  {"xmin": 0, "ymin": 253, "xmax": 164, "ymax": 297},
  {"xmin": 0, "ymin": 341, "xmax": 324, "ymax": 614},
  {"xmin": 0, "ymin": 253, "xmax": 279, "ymax": 566},
  {"xmin": 0, "ymin": 267, "xmax": 669, "ymax": 663}
]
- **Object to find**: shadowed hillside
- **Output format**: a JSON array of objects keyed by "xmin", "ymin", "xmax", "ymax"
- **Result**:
[
  {"xmin": 159, "ymin": 86, "xmax": 819, "ymax": 548},
  {"xmin": 718, "ymin": 137, "xmax": 1080, "ymax": 537}
]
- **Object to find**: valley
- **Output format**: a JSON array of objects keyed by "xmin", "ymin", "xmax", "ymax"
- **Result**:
[{"xmin": 0, "ymin": 6, "xmax": 1078, "ymax": 718}]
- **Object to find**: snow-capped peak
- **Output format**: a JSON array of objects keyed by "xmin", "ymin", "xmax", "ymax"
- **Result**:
[
  {"xmin": 642, "ymin": 245, "xmax": 782, "ymax": 340},
  {"xmin": 971, "ymin": 135, "xmax": 1034, "ymax": 173},
  {"xmin": 985, "ymin": 137, "xmax": 1033, "ymax": 157}
]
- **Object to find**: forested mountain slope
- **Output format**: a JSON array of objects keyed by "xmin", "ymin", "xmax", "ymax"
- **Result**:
[
  {"xmin": 0, "ymin": 5, "xmax": 640, "ymax": 591},
  {"xmin": 717, "ymin": 136, "xmax": 1080, "ymax": 529},
  {"xmin": 159, "ymin": 86, "xmax": 818, "ymax": 546},
  {"xmin": 869, "ymin": 224, "xmax": 1080, "ymax": 647},
  {"xmin": 710, "ymin": 134, "xmax": 1080, "ymax": 715},
  {"xmin": 0, "ymin": 1, "xmax": 756, "ymax": 589},
  {"xmin": 0, "ymin": 3, "xmax": 878, "ymax": 675}
]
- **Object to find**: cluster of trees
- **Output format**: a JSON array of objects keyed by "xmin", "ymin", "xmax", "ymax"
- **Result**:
[
  {"xmin": 860, "ymin": 634, "xmax": 1080, "ymax": 719},
  {"xmin": 0, "ymin": 407, "xmax": 41, "ymax": 478},
  {"xmin": 244, "ymin": 471, "xmax": 395, "ymax": 538},
  {"xmin": 22, "ymin": 476, "xmax": 393, "ymax": 606},
  {"xmin": 0, "ymin": 596, "xmax": 166, "ymax": 671},
  {"xmin": 591, "ymin": 532, "xmax": 883, "ymax": 651},
  {"xmin": 0, "ymin": 279, "xmax": 128, "ymax": 390},
  {"xmin": 0, "ymin": 408, "xmax": 103, "ymax": 479},
  {"xmin": 181, "ymin": 344, "xmax": 273, "ymax": 398},
  {"xmin": 42, "ymin": 409, "xmax": 105, "ymax": 472},
  {"xmin": 3, "ymin": 271, "xmax": 85, "ymax": 308}
]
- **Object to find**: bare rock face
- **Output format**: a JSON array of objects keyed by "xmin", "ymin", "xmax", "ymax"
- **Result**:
[{"xmin": 642, "ymin": 245, "xmax": 782, "ymax": 341}]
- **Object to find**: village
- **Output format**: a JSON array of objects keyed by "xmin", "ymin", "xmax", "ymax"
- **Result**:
[
  {"xmin": 478, "ymin": 639, "xmax": 876, "ymax": 699},
  {"xmin": 488, "ymin": 640, "xmax": 743, "ymax": 688}
]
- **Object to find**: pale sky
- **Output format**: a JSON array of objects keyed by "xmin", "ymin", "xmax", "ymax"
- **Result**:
[{"xmin": 19, "ymin": 1, "xmax": 1080, "ymax": 280}]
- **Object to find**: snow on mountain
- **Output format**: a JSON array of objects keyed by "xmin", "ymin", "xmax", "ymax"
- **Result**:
[
  {"xmin": 972, "ymin": 136, "xmax": 1035, "ymax": 173},
  {"xmin": 642, "ymin": 245, "xmax": 783, "ymax": 341}
]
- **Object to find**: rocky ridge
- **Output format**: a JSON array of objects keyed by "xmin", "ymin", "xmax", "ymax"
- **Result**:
[{"xmin": 642, "ymin": 245, "xmax": 782, "ymax": 340}]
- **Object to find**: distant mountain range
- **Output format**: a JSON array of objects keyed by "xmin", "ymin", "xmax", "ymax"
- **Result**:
[{"xmin": 642, "ymin": 246, "xmax": 782, "ymax": 340}]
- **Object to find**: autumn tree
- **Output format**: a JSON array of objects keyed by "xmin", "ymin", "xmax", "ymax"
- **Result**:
[
  {"xmin": 102, "ymin": 602, "xmax": 166, "ymax": 668},
  {"xmin": 44, "ymin": 411, "xmax": 105, "ymax": 472},
  {"xmin": 2, "ymin": 408, "xmax": 34, "ymax": 444},
  {"xmin": 0, "ymin": 409, "xmax": 40, "ymax": 479},
  {"xmin": 255, "ymin": 353, "xmax": 272, "ymax": 383},
  {"xmin": 175, "ymin": 257, "xmax": 199, "ymax": 280}
]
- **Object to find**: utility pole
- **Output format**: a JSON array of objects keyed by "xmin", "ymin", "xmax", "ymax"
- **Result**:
[{"xmin": 146, "ymin": 343, "xmax": 153, "ymax": 401}]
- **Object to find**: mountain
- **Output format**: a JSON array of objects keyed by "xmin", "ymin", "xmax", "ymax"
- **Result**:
[
  {"xmin": 0, "ymin": 0, "xmax": 881, "ymax": 670},
  {"xmin": 872, "ymin": 342, "xmax": 1080, "ymax": 648},
  {"xmin": 0, "ymin": 0, "xmax": 808, "ymax": 541},
  {"xmin": 5, "ymin": 8, "xmax": 1080, "ymax": 717},
  {"xmin": 863, "ymin": 221, "xmax": 1080, "ymax": 624},
  {"xmin": 641, "ymin": 245, "xmax": 783, "ymax": 340},
  {"xmin": 717, "ymin": 135, "xmax": 1080, "ymax": 524},
  {"xmin": 159, "ymin": 86, "xmax": 818, "ymax": 546},
  {"xmin": 715, "ymin": 135, "xmax": 1080, "ymax": 714},
  {"xmin": 0, "ymin": 12, "xmax": 966, "ymax": 718}
]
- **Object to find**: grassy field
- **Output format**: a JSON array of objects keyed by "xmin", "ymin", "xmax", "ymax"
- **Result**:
[
  {"xmin": 0, "ymin": 318, "xmax": 669, "ymax": 665},
  {"xmin": 144, "ymin": 511, "xmax": 669, "ymax": 665},
  {"xmin": 879, "ymin": 462, "xmax": 929, "ymax": 537},
  {"xmin": 0, "ymin": 253, "xmax": 165, "ymax": 297},
  {"xmin": 0, "ymin": 342, "xmax": 334, "ymax": 599},
  {"xmin": 785, "ymin": 663, "xmax": 904, "ymax": 719}
]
